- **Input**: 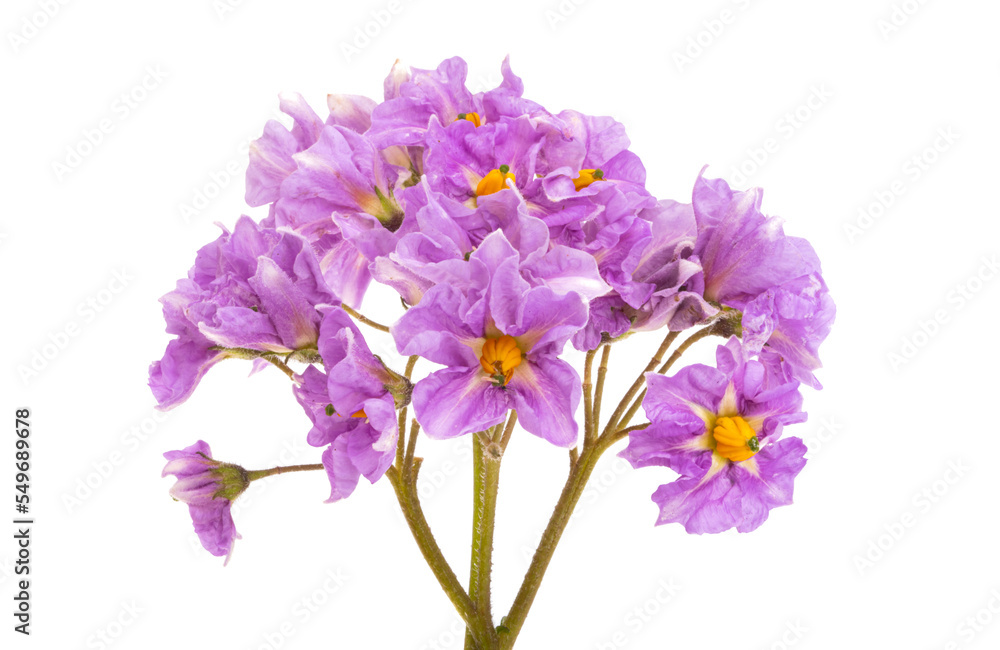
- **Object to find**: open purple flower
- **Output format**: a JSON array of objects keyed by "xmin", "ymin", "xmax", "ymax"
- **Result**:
[
  {"xmin": 621, "ymin": 338, "xmax": 808, "ymax": 534},
  {"xmin": 293, "ymin": 308, "xmax": 406, "ymax": 502},
  {"xmin": 162, "ymin": 441, "xmax": 247, "ymax": 563},
  {"xmin": 149, "ymin": 217, "xmax": 337, "ymax": 410},
  {"xmin": 392, "ymin": 231, "xmax": 586, "ymax": 447}
]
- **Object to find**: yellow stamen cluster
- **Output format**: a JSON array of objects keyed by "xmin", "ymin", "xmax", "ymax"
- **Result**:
[
  {"xmin": 573, "ymin": 168, "xmax": 605, "ymax": 191},
  {"xmin": 712, "ymin": 416, "xmax": 760, "ymax": 463},
  {"xmin": 350, "ymin": 408, "xmax": 367, "ymax": 418},
  {"xmin": 476, "ymin": 165, "xmax": 516, "ymax": 197},
  {"xmin": 479, "ymin": 335, "xmax": 523, "ymax": 387},
  {"xmin": 455, "ymin": 112, "xmax": 482, "ymax": 127}
]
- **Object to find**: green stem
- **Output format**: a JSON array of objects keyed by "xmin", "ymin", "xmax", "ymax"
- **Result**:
[
  {"xmin": 341, "ymin": 304, "xmax": 391, "ymax": 333},
  {"xmin": 465, "ymin": 434, "xmax": 503, "ymax": 649},
  {"xmin": 618, "ymin": 324, "xmax": 721, "ymax": 432},
  {"xmin": 601, "ymin": 331, "xmax": 679, "ymax": 437},
  {"xmin": 387, "ymin": 464, "xmax": 496, "ymax": 649},
  {"xmin": 591, "ymin": 343, "xmax": 612, "ymax": 444},
  {"xmin": 245, "ymin": 463, "xmax": 324, "ymax": 481},
  {"xmin": 395, "ymin": 357, "xmax": 419, "ymax": 469},
  {"xmin": 500, "ymin": 436, "xmax": 614, "ymax": 648},
  {"xmin": 501, "ymin": 323, "xmax": 723, "ymax": 648},
  {"xmin": 498, "ymin": 412, "xmax": 518, "ymax": 452},
  {"xmin": 582, "ymin": 348, "xmax": 596, "ymax": 447}
]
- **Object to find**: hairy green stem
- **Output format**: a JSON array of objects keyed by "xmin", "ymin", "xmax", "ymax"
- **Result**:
[
  {"xmin": 245, "ymin": 463, "xmax": 324, "ymax": 481},
  {"xmin": 498, "ymin": 412, "xmax": 518, "ymax": 452},
  {"xmin": 582, "ymin": 348, "xmax": 597, "ymax": 446},
  {"xmin": 601, "ymin": 331, "xmax": 679, "ymax": 437},
  {"xmin": 501, "ymin": 323, "xmax": 722, "ymax": 647},
  {"xmin": 465, "ymin": 434, "xmax": 503, "ymax": 649},
  {"xmin": 591, "ymin": 343, "xmax": 612, "ymax": 444},
  {"xmin": 388, "ymin": 464, "xmax": 496, "ymax": 649},
  {"xmin": 341, "ymin": 304, "xmax": 391, "ymax": 333}
]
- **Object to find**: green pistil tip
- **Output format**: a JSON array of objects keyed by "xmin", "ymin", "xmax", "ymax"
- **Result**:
[
  {"xmin": 325, "ymin": 404, "xmax": 335, "ymax": 416},
  {"xmin": 499, "ymin": 164, "xmax": 510, "ymax": 174},
  {"xmin": 593, "ymin": 169, "xmax": 604, "ymax": 179},
  {"xmin": 748, "ymin": 436, "xmax": 760, "ymax": 452}
]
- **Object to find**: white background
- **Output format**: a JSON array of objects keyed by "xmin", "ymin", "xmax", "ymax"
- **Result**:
[{"xmin": 2, "ymin": 0, "xmax": 998, "ymax": 648}]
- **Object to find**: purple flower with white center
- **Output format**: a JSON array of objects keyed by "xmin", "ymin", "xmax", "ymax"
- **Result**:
[
  {"xmin": 392, "ymin": 231, "xmax": 586, "ymax": 447},
  {"xmin": 293, "ymin": 308, "xmax": 405, "ymax": 502},
  {"xmin": 621, "ymin": 338, "xmax": 808, "ymax": 534},
  {"xmin": 162, "ymin": 441, "xmax": 246, "ymax": 563},
  {"xmin": 148, "ymin": 217, "xmax": 337, "ymax": 410}
]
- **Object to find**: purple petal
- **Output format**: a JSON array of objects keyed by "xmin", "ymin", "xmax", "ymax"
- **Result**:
[
  {"xmin": 412, "ymin": 367, "xmax": 509, "ymax": 440},
  {"xmin": 508, "ymin": 357, "xmax": 580, "ymax": 447}
]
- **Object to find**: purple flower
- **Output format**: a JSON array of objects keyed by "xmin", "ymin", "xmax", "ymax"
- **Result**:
[
  {"xmin": 162, "ymin": 441, "xmax": 247, "ymax": 563},
  {"xmin": 570, "ymin": 198, "xmax": 716, "ymax": 350},
  {"xmin": 149, "ymin": 217, "xmax": 337, "ymax": 410},
  {"xmin": 692, "ymin": 171, "xmax": 820, "ymax": 307},
  {"xmin": 423, "ymin": 114, "xmax": 544, "ymax": 206},
  {"xmin": 368, "ymin": 56, "xmax": 546, "ymax": 150},
  {"xmin": 620, "ymin": 338, "xmax": 808, "ymax": 534},
  {"xmin": 392, "ymin": 231, "xmax": 586, "ymax": 447},
  {"xmin": 293, "ymin": 308, "xmax": 405, "ymax": 502},
  {"xmin": 372, "ymin": 180, "xmax": 609, "ymax": 306},
  {"xmin": 691, "ymin": 171, "xmax": 833, "ymax": 385},
  {"xmin": 245, "ymin": 93, "xmax": 376, "ymax": 307},
  {"xmin": 742, "ymin": 273, "xmax": 835, "ymax": 389}
]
